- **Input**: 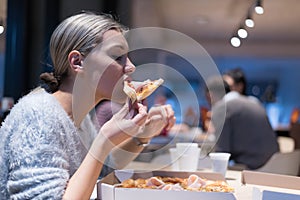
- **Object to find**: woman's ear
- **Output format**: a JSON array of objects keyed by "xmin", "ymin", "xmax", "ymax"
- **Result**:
[{"xmin": 69, "ymin": 50, "xmax": 84, "ymax": 70}]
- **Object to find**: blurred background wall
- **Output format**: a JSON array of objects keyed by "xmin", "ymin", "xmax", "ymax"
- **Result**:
[{"xmin": 0, "ymin": 0, "xmax": 299, "ymax": 130}]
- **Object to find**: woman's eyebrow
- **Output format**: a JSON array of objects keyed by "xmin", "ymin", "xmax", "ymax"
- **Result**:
[{"xmin": 108, "ymin": 43, "xmax": 129, "ymax": 54}]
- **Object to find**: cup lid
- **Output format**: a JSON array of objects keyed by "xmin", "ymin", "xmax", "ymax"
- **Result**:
[{"xmin": 209, "ymin": 152, "xmax": 231, "ymax": 160}]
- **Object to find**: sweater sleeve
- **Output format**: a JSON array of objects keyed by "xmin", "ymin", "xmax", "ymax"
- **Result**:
[
  {"xmin": 7, "ymin": 115, "xmax": 70, "ymax": 199},
  {"xmin": 6, "ymin": 101, "xmax": 73, "ymax": 199}
]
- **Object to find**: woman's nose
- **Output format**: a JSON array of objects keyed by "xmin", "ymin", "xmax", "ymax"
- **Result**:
[{"xmin": 124, "ymin": 58, "xmax": 136, "ymax": 74}]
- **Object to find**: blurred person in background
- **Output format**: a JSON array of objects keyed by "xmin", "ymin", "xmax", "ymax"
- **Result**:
[
  {"xmin": 93, "ymin": 100, "xmax": 123, "ymax": 130},
  {"xmin": 206, "ymin": 76, "xmax": 279, "ymax": 169},
  {"xmin": 0, "ymin": 12, "xmax": 175, "ymax": 199},
  {"xmin": 94, "ymin": 93, "xmax": 168, "ymax": 136},
  {"xmin": 289, "ymin": 107, "xmax": 300, "ymax": 149},
  {"xmin": 93, "ymin": 77, "xmax": 135, "ymax": 130},
  {"xmin": 223, "ymin": 68, "xmax": 261, "ymax": 104},
  {"xmin": 223, "ymin": 68, "xmax": 247, "ymax": 95}
]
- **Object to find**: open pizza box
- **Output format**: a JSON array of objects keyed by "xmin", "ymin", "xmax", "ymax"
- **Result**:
[
  {"xmin": 97, "ymin": 169, "xmax": 237, "ymax": 200},
  {"xmin": 241, "ymin": 170, "xmax": 300, "ymax": 200}
]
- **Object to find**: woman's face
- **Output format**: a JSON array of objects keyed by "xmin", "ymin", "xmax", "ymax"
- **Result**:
[{"xmin": 82, "ymin": 29, "xmax": 135, "ymax": 103}]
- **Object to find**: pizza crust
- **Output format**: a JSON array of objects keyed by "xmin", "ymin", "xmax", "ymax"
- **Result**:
[{"xmin": 123, "ymin": 78, "xmax": 164, "ymax": 102}]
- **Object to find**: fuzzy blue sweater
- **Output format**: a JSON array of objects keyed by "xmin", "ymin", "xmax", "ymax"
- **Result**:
[{"xmin": 0, "ymin": 88, "xmax": 112, "ymax": 199}]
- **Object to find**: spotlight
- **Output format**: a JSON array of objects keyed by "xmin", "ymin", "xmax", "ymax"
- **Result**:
[
  {"xmin": 0, "ymin": 19, "xmax": 4, "ymax": 35},
  {"xmin": 237, "ymin": 27, "xmax": 248, "ymax": 39},
  {"xmin": 245, "ymin": 14, "xmax": 255, "ymax": 28},
  {"xmin": 255, "ymin": 0, "xmax": 264, "ymax": 15},
  {"xmin": 230, "ymin": 36, "xmax": 241, "ymax": 48}
]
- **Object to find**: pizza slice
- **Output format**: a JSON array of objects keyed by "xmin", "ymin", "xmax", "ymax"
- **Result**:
[{"xmin": 124, "ymin": 78, "xmax": 164, "ymax": 102}]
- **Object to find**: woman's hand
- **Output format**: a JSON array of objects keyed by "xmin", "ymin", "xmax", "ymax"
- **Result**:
[
  {"xmin": 137, "ymin": 104, "xmax": 176, "ymax": 140},
  {"xmin": 89, "ymin": 100, "xmax": 148, "ymax": 162}
]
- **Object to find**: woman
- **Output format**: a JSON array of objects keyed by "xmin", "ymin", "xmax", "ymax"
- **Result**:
[{"xmin": 0, "ymin": 12, "xmax": 175, "ymax": 199}]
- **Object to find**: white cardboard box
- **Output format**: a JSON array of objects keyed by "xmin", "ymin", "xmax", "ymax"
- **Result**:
[
  {"xmin": 241, "ymin": 170, "xmax": 300, "ymax": 200},
  {"xmin": 97, "ymin": 170, "xmax": 236, "ymax": 200}
]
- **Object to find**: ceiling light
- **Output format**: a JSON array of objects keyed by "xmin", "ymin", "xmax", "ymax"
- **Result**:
[
  {"xmin": 0, "ymin": 26, "xmax": 4, "ymax": 35},
  {"xmin": 0, "ymin": 19, "xmax": 4, "ymax": 35},
  {"xmin": 237, "ymin": 27, "xmax": 248, "ymax": 38},
  {"xmin": 245, "ymin": 14, "xmax": 255, "ymax": 28},
  {"xmin": 255, "ymin": 0, "xmax": 264, "ymax": 15},
  {"xmin": 230, "ymin": 36, "xmax": 241, "ymax": 48}
]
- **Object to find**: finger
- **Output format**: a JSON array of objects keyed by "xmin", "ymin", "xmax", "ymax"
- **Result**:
[
  {"xmin": 129, "ymin": 100, "xmax": 138, "ymax": 117},
  {"xmin": 131, "ymin": 100, "xmax": 147, "ymax": 110},
  {"xmin": 166, "ymin": 116, "xmax": 176, "ymax": 131},
  {"xmin": 165, "ymin": 104, "xmax": 175, "ymax": 118},
  {"xmin": 146, "ymin": 114, "xmax": 164, "ymax": 124},
  {"xmin": 148, "ymin": 105, "xmax": 169, "ymax": 124},
  {"xmin": 148, "ymin": 105, "xmax": 164, "ymax": 116},
  {"xmin": 160, "ymin": 106, "xmax": 168, "ymax": 124},
  {"xmin": 164, "ymin": 104, "xmax": 176, "ymax": 130},
  {"xmin": 130, "ymin": 100, "xmax": 148, "ymax": 118},
  {"xmin": 131, "ymin": 103, "xmax": 148, "ymax": 126}
]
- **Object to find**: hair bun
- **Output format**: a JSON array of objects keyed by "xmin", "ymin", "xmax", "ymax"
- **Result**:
[{"xmin": 40, "ymin": 72, "xmax": 59, "ymax": 92}]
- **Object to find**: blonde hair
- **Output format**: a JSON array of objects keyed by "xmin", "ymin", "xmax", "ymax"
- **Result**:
[{"xmin": 40, "ymin": 12, "xmax": 126, "ymax": 92}]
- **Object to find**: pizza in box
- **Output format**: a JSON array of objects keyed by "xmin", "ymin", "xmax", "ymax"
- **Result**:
[{"xmin": 117, "ymin": 174, "xmax": 234, "ymax": 193}]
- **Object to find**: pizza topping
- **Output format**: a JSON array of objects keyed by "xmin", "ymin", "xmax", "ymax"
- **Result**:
[
  {"xmin": 118, "ymin": 174, "xmax": 234, "ymax": 192},
  {"xmin": 123, "ymin": 78, "xmax": 164, "ymax": 102},
  {"xmin": 186, "ymin": 174, "xmax": 207, "ymax": 189},
  {"xmin": 146, "ymin": 177, "xmax": 165, "ymax": 187},
  {"xmin": 161, "ymin": 183, "xmax": 183, "ymax": 191}
]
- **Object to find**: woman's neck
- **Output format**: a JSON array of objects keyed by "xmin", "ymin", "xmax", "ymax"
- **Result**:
[
  {"xmin": 53, "ymin": 76, "xmax": 103, "ymax": 127},
  {"xmin": 53, "ymin": 90, "xmax": 76, "ymax": 122}
]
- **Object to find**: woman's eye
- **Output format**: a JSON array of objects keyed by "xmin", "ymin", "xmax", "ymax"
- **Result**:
[
  {"xmin": 115, "ymin": 56, "xmax": 123, "ymax": 61},
  {"xmin": 114, "ymin": 55, "xmax": 126, "ymax": 65}
]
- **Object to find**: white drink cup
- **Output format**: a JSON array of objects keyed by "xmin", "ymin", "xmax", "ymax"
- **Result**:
[
  {"xmin": 176, "ymin": 143, "xmax": 198, "ymax": 155},
  {"xmin": 178, "ymin": 148, "xmax": 200, "ymax": 171},
  {"xmin": 209, "ymin": 152, "xmax": 231, "ymax": 177},
  {"xmin": 169, "ymin": 148, "xmax": 180, "ymax": 170},
  {"xmin": 175, "ymin": 143, "xmax": 200, "ymax": 171}
]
